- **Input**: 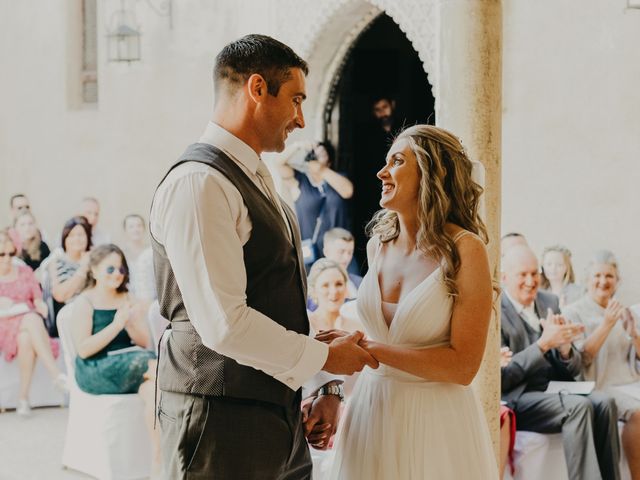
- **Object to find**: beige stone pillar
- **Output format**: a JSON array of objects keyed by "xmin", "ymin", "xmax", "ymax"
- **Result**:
[{"xmin": 436, "ymin": 0, "xmax": 503, "ymax": 460}]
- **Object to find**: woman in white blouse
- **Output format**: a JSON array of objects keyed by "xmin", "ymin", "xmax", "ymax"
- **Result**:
[{"xmin": 563, "ymin": 250, "xmax": 640, "ymax": 478}]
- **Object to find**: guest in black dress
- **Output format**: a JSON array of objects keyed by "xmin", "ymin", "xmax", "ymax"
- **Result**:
[{"xmin": 13, "ymin": 211, "xmax": 50, "ymax": 271}]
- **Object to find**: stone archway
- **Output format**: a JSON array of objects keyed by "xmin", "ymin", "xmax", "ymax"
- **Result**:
[{"xmin": 277, "ymin": 0, "xmax": 440, "ymax": 138}]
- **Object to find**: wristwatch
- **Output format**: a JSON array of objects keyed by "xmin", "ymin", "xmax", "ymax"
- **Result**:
[{"xmin": 317, "ymin": 383, "xmax": 345, "ymax": 402}]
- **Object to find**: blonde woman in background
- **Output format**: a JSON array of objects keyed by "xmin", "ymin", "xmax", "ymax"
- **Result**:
[
  {"xmin": 307, "ymin": 258, "xmax": 361, "ymax": 334},
  {"xmin": 540, "ymin": 245, "xmax": 583, "ymax": 307}
]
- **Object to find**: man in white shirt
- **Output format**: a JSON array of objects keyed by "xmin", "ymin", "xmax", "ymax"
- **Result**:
[{"xmin": 150, "ymin": 34, "xmax": 377, "ymax": 479}]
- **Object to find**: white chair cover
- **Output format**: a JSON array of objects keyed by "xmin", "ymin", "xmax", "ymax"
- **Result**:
[
  {"xmin": 504, "ymin": 427, "xmax": 631, "ymax": 480},
  {"xmin": 0, "ymin": 338, "xmax": 66, "ymax": 410}
]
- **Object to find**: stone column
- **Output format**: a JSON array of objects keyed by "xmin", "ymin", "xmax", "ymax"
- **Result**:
[{"xmin": 436, "ymin": 0, "xmax": 503, "ymax": 460}]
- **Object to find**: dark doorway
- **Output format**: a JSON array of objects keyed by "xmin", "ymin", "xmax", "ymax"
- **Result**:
[{"xmin": 328, "ymin": 13, "xmax": 436, "ymax": 273}]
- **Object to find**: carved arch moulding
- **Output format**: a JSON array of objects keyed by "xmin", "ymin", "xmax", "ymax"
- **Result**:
[{"xmin": 277, "ymin": 0, "xmax": 439, "ymax": 137}]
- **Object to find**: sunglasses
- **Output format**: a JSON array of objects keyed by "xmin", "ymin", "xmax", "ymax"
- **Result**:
[
  {"xmin": 0, "ymin": 251, "xmax": 17, "ymax": 257},
  {"xmin": 105, "ymin": 266, "xmax": 127, "ymax": 275}
]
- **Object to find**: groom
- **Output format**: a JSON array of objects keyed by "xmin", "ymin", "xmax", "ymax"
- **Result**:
[{"xmin": 149, "ymin": 34, "xmax": 377, "ymax": 479}]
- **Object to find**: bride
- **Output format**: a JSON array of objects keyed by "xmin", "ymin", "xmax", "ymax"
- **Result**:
[{"xmin": 315, "ymin": 125, "xmax": 498, "ymax": 479}]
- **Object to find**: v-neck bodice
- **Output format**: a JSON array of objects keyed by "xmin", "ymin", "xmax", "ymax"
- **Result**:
[{"xmin": 357, "ymin": 236, "xmax": 453, "ymax": 349}]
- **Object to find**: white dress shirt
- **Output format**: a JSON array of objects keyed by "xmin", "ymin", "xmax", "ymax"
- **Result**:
[{"xmin": 150, "ymin": 122, "xmax": 329, "ymax": 392}]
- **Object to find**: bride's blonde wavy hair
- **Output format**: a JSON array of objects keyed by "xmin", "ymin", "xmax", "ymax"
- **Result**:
[{"xmin": 367, "ymin": 124, "xmax": 489, "ymax": 298}]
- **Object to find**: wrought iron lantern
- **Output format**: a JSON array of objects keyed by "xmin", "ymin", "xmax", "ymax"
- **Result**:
[{"xmin": 107, "ymin": 5, "xmax": 141, "ymax": 62}]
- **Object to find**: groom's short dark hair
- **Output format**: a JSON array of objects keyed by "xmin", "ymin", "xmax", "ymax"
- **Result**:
[{"xmin": 214, "ymin": 34, "xmax": 308, "ymax": 98}]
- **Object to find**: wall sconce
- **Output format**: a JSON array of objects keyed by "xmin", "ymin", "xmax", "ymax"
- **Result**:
[{"xmin": 107, "ymin": 2, "xmax": 141, "ymax": 62}]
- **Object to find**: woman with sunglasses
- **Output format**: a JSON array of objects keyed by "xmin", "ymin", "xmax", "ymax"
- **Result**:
[
  {"xmin": 70, "ymin": 244, "xmax": 159, "ymax": 467},
  {"xmin": 0, "ymin": 229, "xmax": 66, "ymax": 416},
  {"xmin": 70, "ymin": 244, "xmax": 156, "ymax": 394}
]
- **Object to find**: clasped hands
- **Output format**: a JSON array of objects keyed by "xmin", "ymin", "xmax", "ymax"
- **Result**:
[
  {"xmin": 318, "ymin": 329, "xmax": 378, "ymax": 375},
  {"xmin": 303, "ymin": 330, "xmax": 378, "ymax": 450}
]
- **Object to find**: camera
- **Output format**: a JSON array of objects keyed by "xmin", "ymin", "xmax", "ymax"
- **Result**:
[{"xmin": 304, "ymin": 149, "xmax": 317, "ymax": 162}]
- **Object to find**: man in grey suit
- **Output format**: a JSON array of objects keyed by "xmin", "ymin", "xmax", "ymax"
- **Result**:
[{"xmin": 501, "ymin": 246, "xmax": 620, "ymax": 480}]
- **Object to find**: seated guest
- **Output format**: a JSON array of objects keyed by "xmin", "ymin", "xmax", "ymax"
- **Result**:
[
  {"xmin": 563, "ymin": 250, "xmax": 640, "ymax": 478},
  {"xmin": 48, "ymin": 216, "xmax": 92, "ymax": 335},
  {"xmin": 7, "ymin": 193, "xmax": 32, "ymax": 251},
  {"xmin": 540, "ymin": 245, "xmax": 583, "ymax": 307},
  {"xmin": 130, "ymin": 248, "xmax": 156, "ymax": 302},
  {"xmin": 307, "ymin": 259, "xmax": 361, "ymax": 334},
  {"xmin": 274, "ymin": 140, "xmax": 353, "ymax": 267},
  {"xmin": 0, "ymin": 230, "xmax": 66, "ymax": 416},
  {"xmin": 322, "ymin": 228, "xmax": 362, "ymax": 300},
  {"xmin": 79, "ymin": 197, "xmax": 110, "ymax": 246},
  {"xmin": 121, "ymin": 214, "xmax": 151, "ymax": 300},
  {"xmin": 14, "ymin": 211, "xmax": 50, "ymax": 271},
  {"xmin": 501, "ymin": 245, "xmax": 620, "ymax": 480},
  {"xmin": 69, "ymin": 244, "xmax": 158, "ymax": 465},
  {"xmin": 122, "ymin": 214, "xmax": 147, "ymax": 264},
  {"xmin": 307, "ymin": 258, "xmax": 361, "ymax": 430}
]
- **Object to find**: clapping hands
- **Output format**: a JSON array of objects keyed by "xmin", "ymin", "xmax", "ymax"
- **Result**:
[
  {"xmin": 537, "ymin": 308, "xmax": 584, "ymax": 357},
  {"xmin": 113, "ymin": 302, "xmax": 132, "ymax": 330},
  {"xmin": 500, "ymin": 346, "xmax": 513, "ymax": 367},
  {"xmin": 604, "ymin": 300, "xmax": 625, "ymax": 327}
]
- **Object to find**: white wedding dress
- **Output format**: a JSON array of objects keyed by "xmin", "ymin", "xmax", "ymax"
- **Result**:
[{"xmin": 327, "ymin": 234, "xmax": 498, "ymax": 479}]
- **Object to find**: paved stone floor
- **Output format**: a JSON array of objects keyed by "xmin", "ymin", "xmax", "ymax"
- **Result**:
[{"xmin": 0, "ymin": 407, "xmax": 90, "ymax": 480}]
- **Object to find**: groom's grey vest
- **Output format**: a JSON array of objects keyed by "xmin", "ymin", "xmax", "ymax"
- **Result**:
[{"xmin": 151, "ymin": 143, "xmax": 310, "ymax": 407}]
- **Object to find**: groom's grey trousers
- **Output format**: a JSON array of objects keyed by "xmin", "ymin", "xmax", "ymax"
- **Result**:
[
  {"xmin": 158, "ymin": 390, "xmax": 312, "ymax": 480},
  {"xmin": 514, "ymin": 391, "xmax": 620, "ymax": 480}
]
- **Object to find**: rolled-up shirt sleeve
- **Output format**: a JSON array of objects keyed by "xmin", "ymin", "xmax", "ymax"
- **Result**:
[{"xmin": 151, "ymin": 168, "xmax": 328, "ymax": 391}]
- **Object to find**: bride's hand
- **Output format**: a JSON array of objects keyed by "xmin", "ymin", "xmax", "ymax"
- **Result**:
[
  {"xmin": 358, "ymin": 338, "xmax": 379, "ymax": 357},
  {"xmin": 315, "ymin": 329, "xmax": 350, "ymax": 344}
]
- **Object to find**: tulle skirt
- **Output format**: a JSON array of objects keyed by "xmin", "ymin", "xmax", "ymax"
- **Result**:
[{"xmin": 327, "ymin": 368, "xmax": 498, "ymax": 479}]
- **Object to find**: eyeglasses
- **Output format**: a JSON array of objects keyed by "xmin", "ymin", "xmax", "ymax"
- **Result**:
[
  {"xmin": 105, "ymin": 266, "xmax": 127, "ymax": 275},
  {"xmin": 0, "ymin": 251, "xmax": 16, "ymax": 257}
]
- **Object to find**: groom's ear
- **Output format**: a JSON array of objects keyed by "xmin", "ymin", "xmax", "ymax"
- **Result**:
[{"xmin": 247, "ymin": 74, "xmax": 268, "ymax": 104}]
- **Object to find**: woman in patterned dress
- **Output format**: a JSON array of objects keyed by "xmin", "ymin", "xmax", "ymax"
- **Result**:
[{"xmin": 0, "ymin": 229, "xmax": 66, "ymax": 416}]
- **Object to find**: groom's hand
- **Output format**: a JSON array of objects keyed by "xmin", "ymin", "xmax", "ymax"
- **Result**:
[
  {"xmin": 303, "ymin": 394, "xmax": 341, "ymax": 450},
  {"xmin": 322, "ymin": 331, "xmax": 379, "ymax": 375}
]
